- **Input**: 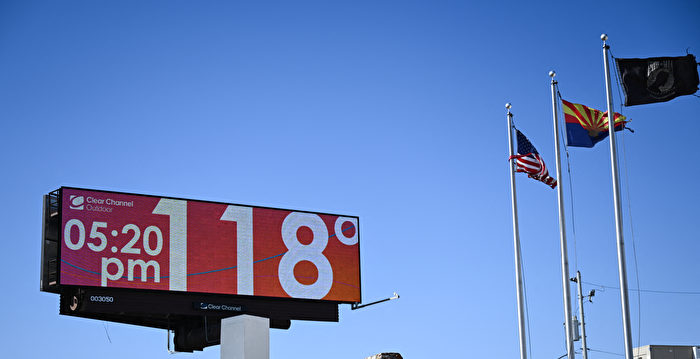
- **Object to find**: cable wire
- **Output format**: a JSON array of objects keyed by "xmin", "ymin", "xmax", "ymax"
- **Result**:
[
  {"xmin": 588, "ymin": 348, "xmax": 625, "ymax": 357},
  {"xmin": 583, "ymin": 281, "xmax": 700, "ymax": 295},
  {"xmin": 555, "ymin": 85, "xmax": 579, "ymax": 274},
  {"xmin": 608, "ymin": 49, "xmax": 627, "ymax": 109},
  {"xmin": 102, "ymin": 321, "xmax": 112, "ymax": 344},
  {"xmin": 618, "ymin": 110, "xmax": 643, "ymax": 350},
  {"xmin": 555, "ymin": 85, "xmax": 580, "ymax": 317}
]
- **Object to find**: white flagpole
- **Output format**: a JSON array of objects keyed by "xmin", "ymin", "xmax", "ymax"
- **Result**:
[
  {"xmin": 549, "ymin": 71, "xmax": 575, "ymax": 359},
  {"xmin": 506, "ymin": 103, "xmax": 528, "ymax": 359},
  {"xmin": 601, "ymin": 33, "xmax": 634, "ymax": 359}
]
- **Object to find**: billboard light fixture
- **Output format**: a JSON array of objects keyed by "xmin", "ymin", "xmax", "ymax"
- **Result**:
[{"xmin": 351, "ymin": 292, "xmax": 400, "ymax": 310}]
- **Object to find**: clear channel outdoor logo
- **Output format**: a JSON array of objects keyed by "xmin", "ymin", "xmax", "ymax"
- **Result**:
[
  {"xmin": 68, "ymin": 194, "xmax": 134, "ymax": 213},
  {"xmin": 69, "ymin": 195, "xmax": 84, "ymax": 210}
]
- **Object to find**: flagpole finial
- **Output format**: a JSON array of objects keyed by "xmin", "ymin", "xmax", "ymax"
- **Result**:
[
  {"xmin": 601, "ymin": 33, "xmax": 608, "ymax": 41},
  {"xmin": 506, "ymin": 103, "xmax": 512, "ymax": 110},
  {"xmin": 549, "ymin": 71, "xmax": 556, "ymax": 78}
]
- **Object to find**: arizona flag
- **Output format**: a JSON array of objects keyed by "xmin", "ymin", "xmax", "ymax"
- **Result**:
[{"xmin": 562, "ymin": 99, "xmax": 627, "ymax": 148}]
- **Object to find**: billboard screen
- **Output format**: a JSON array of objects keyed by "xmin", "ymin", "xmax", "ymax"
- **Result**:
[{"xmin": 58, "ymin": 188, "xmax": 360, "ymax": 303}]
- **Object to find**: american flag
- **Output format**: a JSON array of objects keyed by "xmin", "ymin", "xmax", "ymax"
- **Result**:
[{"xmin": 509, "ymin": 128, "xmax": 557, "ymax": 189}]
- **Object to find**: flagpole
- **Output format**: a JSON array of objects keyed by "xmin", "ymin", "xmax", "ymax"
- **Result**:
[
  {"xmin": 601, "ymin": 33, "xmax": 634, "ymax": 359},
  {"xmin": 506, "ymin": 103, "xmax": 528, "ymax": 359},
  {"xmin": 549, "ymin": 71, "xmax": 575, "ymax": 359}
]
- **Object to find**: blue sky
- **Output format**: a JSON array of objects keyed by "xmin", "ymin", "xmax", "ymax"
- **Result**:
[{"xmin": 1, "ymin": 0, "xmax": 699, "ymax": 358}]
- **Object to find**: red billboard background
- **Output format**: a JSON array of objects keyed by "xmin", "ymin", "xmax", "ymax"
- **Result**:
[{"xmin": 59, "ymin": 188, "xmax": 361, "ymax": 303}]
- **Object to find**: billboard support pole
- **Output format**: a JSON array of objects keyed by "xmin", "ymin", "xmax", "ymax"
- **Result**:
[{"xmin": 220, "ymin": 315, "xmax": 270, "ymax": 359}]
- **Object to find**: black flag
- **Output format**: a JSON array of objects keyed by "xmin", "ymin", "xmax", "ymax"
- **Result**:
[{"xmin": 616, "ymin": 54, "xmax": 699, "ymax": 106}]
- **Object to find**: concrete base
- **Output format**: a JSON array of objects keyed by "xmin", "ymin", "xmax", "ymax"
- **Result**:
[{"xmin": 220, "ymin": 315, "xmax": 270, "ymax": 359}]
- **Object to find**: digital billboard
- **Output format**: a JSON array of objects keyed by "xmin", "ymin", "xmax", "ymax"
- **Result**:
[{"xmin": 57, "ymin": 187, "xmax": 361, "ymax": 303}]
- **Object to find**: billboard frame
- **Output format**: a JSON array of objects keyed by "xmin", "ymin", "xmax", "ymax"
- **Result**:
[
  {"xmin": 41, "ymin": 186, "xmax": 362, "ymax": 351},
  {"xmin": 54, "ymin": 186, "xmax": 361, "ymax": 304}
]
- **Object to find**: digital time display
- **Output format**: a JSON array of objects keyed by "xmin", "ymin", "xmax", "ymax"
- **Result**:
[{"xmin": 59, "ymin": 188, "xmax": 361, "ymax": 303}]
